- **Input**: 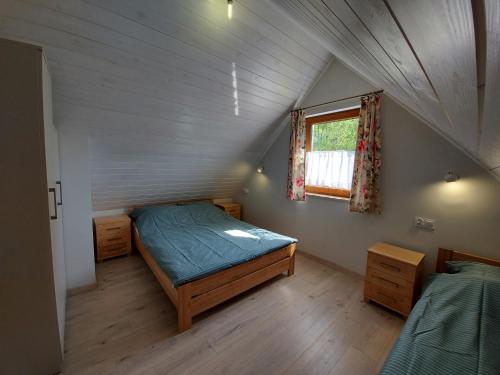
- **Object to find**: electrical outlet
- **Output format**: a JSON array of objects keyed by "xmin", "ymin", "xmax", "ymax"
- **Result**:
[{"xmin": 414, "ymin": 216, "xmax": 436, "ymax": 231}]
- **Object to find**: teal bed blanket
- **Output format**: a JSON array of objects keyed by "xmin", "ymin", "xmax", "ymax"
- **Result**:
[
  {"xmin": 131, "ymin": 202, "xmax": 297, "ymax": 287},
  {"xmin": 380, "ymin": 261, "xmax": 500, "ymax": 375}
]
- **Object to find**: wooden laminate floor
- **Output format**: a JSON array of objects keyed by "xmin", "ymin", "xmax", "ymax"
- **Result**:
[{"xmin": 63, "ymin": 253, "xmax": 403, "ymax": 375}]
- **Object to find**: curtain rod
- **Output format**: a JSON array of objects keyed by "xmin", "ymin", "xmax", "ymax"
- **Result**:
[{"xmin": 293, "ymin": 89, "xmax": 384, "ymax": 112}]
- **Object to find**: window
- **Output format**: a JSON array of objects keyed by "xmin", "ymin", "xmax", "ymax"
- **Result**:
[{"xmin": 305, "ymin": 108, "xmax": 360, "ymax": 198}]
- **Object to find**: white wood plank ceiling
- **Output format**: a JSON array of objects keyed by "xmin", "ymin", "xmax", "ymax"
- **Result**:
[
  {"xmin": 271, "ymin": 0, "xmax": 500, "ymax": 179},
  {"xmin": 0, "ymin": 0, "xmax": 331, "ymax": 210},
  {"xmin": 1, "ymin": 1, "xmax": 499, "ymax": 211}
]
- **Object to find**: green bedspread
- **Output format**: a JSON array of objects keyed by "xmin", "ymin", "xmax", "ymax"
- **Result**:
[
  {"xmin": 131, "ymin": 202, "xmax": 297, "ymax": 287},
  {"xmin": 380, "ymin": 262, "xmax": 500, "ymax": 375}
]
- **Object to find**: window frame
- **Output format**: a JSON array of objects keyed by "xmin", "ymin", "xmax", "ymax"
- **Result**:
[{"xmin": 305, "ymin": 107, "xmax": 360, "ymax": 199}]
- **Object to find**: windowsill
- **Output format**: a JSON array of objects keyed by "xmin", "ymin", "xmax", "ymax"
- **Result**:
[{"xmin": 305, "ymin": 192, "xmax": 350, "ymax": 202}]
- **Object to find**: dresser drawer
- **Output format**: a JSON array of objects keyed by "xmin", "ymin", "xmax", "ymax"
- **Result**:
[
  {"xmin": 368, "ymin": 252, "xmax": 416, "ymax": 282},
  {"xmin": 366, "ymin": 267, "xmax": 413, "ymax": 296},
  {"xmin": 365, "ymin": 282, "xmax": 411, "ymax": 315}
]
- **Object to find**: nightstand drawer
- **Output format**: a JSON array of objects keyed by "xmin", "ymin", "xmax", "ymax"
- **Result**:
[
  {"xmin": 96, "ymin": 222, "xmax": 129, "ymax": 237},
  {"xmin": 98, "ymin": 233, "xmax": 129, "ymax": 246},
  {"xmin": 365, "ymin": 282, "xmax": 411, "ymax": 315},
  {"xmin": 367, "ymin": 268, "xmax": 413, "ymax": 295},
  {"xmin": 227, "ymin": 208, "xmax": 240, "ymax": 218},
  {"xmin": 94, "ymin": 214, "xmax": 132, "ymax": 262},
  {"xmin": 96, "ymin": 229, "xmax": 129, "ymax": 243},
  {"xmin": 98, "ymin": 241, "xmax": 130, "ymax": 253},
  {"xmin": 368, "ymin": 252, "xmax": 416, "ymax": 282},
  {"xmin": 364, "ymin": 243, "xmax": 425, "ymax": 318},
  {"xmin": 216, "ymin": 202, "xmax": 242, "ymax": 220},
  {"xmin": 97, "ymin": 240, "xmax": 131, "ymax": 259}
]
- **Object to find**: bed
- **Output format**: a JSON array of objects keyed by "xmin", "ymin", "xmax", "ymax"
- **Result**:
[
  {"xmin": 380, "ymin": 248, "xmax": 500, "ymax": 375},
  {"xmin": 131, "ymin": 200, "xmax": 297, "ymax": 332}
]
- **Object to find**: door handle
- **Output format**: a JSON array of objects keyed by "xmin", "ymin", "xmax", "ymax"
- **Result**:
[
  {"xmin": 56, "ymin": 180, "xmax": 63, "ymax": 206},
  {"xmin": 49, "ymin": 187, "xmax": 57, "ymax": 220}
]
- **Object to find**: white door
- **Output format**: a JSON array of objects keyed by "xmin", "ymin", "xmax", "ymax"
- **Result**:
[{"xmin": 42, "ymin": 56, "xmax": 66, "ymax": 352}]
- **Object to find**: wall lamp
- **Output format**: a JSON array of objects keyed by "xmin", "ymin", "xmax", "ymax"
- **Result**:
[
  {"xmin": 257, "ymin": 166, "xmax": 264, "ymax": 174},
  {"xmin": 227, "ymin": 0, "xmax": 233, "ymax": 19},
  {"xmin": 444, "ymin": 170, "xmax": 459, "ymax": 183}
]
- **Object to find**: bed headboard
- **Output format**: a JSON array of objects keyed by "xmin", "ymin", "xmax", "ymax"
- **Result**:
[
  {"xmin": 127, "ymin": 198, "xmax": 219, "ymax": 222},
  {"xmin": 436, "ymin": 248, "xmax": 500, "ymax": 273},
  {"xmin": 131, "ymin": 198, "xmax": 214, "ymax": 210}
]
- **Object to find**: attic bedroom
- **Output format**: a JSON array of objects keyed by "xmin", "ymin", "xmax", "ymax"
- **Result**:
[{"xmin": 1, "ymin": 1, "xmax": 499, "ymax": 374}]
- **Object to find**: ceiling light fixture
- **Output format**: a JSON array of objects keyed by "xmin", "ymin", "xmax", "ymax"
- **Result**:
[
  {"xmin": 227, "ymin": 0, "xmax": 233, "ymax": 19},
  {"xmin": 444, "ymin": 170, "xmax": 459, "ymax": 183}
]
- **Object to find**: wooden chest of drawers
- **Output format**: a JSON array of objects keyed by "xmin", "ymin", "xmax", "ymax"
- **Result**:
[
  {"xmin": 93, "ymin": 214, "xmax": 132, "ymax": 262},
  {"xmin": 364, "ymin": 242, "xmax": 425, "ymax": 318},
  {"xmin": 216, "ymin": 202, "xmax": 241, "ymax": 220}
]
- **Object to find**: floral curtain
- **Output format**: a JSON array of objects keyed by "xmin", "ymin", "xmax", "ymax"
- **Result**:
[
  {"xmin": 349, "ymin": 94, "xmax": 382, "ymax": 214},
  {"xmin": 287, "ymin": 110, "xmax": 306, "ymax": 201}
]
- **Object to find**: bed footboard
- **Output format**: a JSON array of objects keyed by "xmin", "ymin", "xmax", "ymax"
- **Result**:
[
  {"xmin": 133, "ymin": 224, "xmax": 296, "ymax": 332},
  {"xmin": 175, "ymin": 251, "xmax": 295, "ymax": 332}
]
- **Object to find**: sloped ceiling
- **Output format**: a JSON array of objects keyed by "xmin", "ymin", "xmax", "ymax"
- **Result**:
[
  {"xmin": 1, "ymin": 1, "xmax": 499, "ymax": 211},
  {"xmin": 271, "ymin": 0, "xmax": 500, "ymax": 179},
  {"xmin": 0, "ymin": 0, "xmax": 331, "ymax": 210}
]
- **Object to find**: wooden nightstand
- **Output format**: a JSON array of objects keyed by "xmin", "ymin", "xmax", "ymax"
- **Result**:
[
  {"xmin": 93, "ymin": 214, "xmax": 132, "ymax": 262},
  {"xmin": 216, "ymin": 202, "xmax": 241, "ymax": 220},
  {"xmin": 364, "ymin": 242, "xmax": 425, "ymax": 318}
]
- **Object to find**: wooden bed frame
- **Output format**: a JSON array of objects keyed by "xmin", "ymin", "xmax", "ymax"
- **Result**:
[
  {"xmin": 133, "ymin": 224, "xmax": 296, "ymax": 332},
  {"xmin": 436, "ymin": 248, "xmax": 500, "ymax": 273}
]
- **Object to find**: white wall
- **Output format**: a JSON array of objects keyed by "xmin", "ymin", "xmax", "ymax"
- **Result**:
[
  {"xmin": 59, "ymin": 132, "xmax": 96, "ymax": 289},
  {"xmin": 238, "ymin": 61, "xmax": 500, "ymax": 276}
]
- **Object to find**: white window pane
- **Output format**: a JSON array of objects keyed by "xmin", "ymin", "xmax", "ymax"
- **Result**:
[{"xmin": 305, "ymin": 151, "xmax": 355, "ymax": 190}]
